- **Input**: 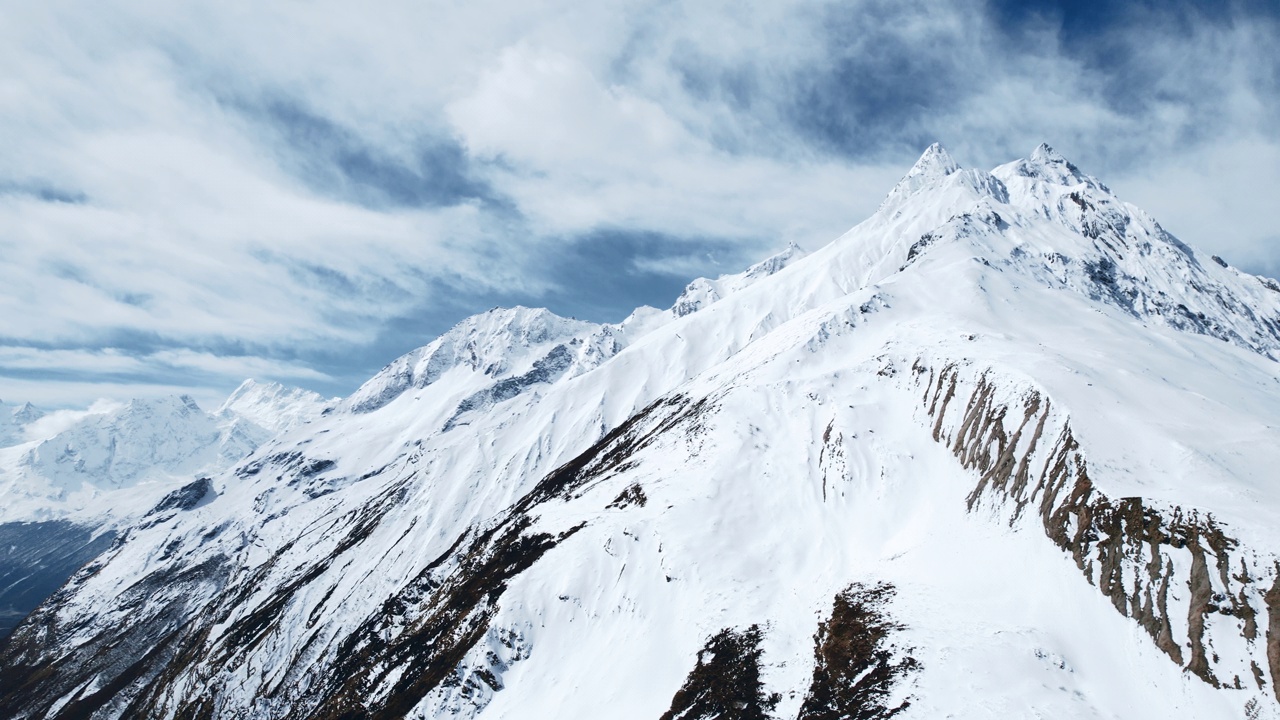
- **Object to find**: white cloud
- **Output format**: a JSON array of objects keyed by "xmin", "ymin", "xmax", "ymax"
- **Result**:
[
  {"xmin": 147, "ymin": 350, "xmax": 330, "ymax": 382},
  {"xmin": 1110, "ymin": 135, "xmax": 1280, "ymax": 275},
  {"xmin": 0, "ymin": 0, "xmax": 1276, "ymax": 408},
  {"xmin": 21, "ymin": 399, "xmax": 129, "ymax": 443},
  {"xmin": 0, "ymin": 377, "xmax": 224, "ymax": 413}
]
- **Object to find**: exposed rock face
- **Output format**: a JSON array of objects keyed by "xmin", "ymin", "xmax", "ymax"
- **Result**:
[
  {"xmin": 797, "ymin": 583, "xmax": 919, "ymax": 720},
  {"xmin": 917, "ymin": 360, "xmax": 1278, "ymax": 692},
  {"xmin": 660, "ymin": 626, "xmax": 779, "ymax": 720},
  {"xmin": 145, "ymin": 477, "xmax": 216, "ymax": 517},
  {"xmin": 660, "ymin": 583, "xmax": 919, "ymax": 720}
]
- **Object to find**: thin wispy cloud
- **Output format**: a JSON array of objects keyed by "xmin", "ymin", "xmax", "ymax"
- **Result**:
[{"xmin": 1, "ymin": 0, "xmax": 1277, "ymax": 407}]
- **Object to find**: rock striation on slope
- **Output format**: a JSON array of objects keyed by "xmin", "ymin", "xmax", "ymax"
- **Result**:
[{"xmin": 3, "ymin": 145, "xmax": 1280, "ymax": 719}]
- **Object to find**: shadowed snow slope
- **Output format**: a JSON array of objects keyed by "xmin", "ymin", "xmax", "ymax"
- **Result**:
[{"xmin": 3, "ymin": 145, "xmax": 1280, "ymax": 720}]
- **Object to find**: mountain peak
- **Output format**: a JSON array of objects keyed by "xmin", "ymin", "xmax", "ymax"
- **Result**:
[
  {"xmin": 879, "ymin": 143, "xmax": 973, "ymax": 210},
  {"xmin": 219, "ymin": 379, "xmax": 291, "ymax": 411},
  {"xmin": 746, "ymin": 241, "xmax": 807, "ymax": 277},
  {"xmin": 447, "ymin": 306, "xmax": 592, "ymax": 352},
  {"xmin": 11, "ymin": 402, "xmax": 43, "ymax": 425},
  {"xmin": 120, "ymin": 394, "xmax": 202, "ymax": 417},
  {"xmin": 909, "ymin": 142, "xmax": 961, "ymax": 179},
  {"xmin": 346, "ymin": 305, "xmax": 596, "ymax": 413},
  {"xmin": 219, "ymin": 379, "xmax": 327, "ymax": 434},
  {"xmin": 1000, "ymin": 142, "xmax": 1108, "ymax": 191},
  {"xmin": 1030, "ymin": 142, "xmax": 1064, "ymax": 164},
  {"xmin": 1026, "ymin": 142, "xmax": 1079, "ymax": 178},
  {"xmin": 673, "ymin": 241, "xmax": 810, "ymax": 318},
  {"xmin": 225, "ymin": 378, "xmax": 266, "ymax": 398}
]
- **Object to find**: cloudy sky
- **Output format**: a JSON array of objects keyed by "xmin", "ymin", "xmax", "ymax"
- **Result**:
[{"xmin": 2, "ymin": 0, "xmax": 1278, "ymax": 408}]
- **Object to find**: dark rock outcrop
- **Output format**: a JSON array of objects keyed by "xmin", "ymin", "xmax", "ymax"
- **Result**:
[
  {"xmin": 798, "ymin": 583, "xmax": 919, "ymax": 720},
  {"xmin": 659, "ymin": 625, "xmax": 779, "ymax": 720}
]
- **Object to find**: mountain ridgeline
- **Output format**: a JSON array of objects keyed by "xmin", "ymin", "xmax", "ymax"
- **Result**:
[{"xmin": 3, "ymin": 145, "xmax": 1280, "ymax": 719}]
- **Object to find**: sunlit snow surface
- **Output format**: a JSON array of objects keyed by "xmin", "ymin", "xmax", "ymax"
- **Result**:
[{"xmin": 4, "ymin": 145, "xmax": 1280, "ymax": 719}]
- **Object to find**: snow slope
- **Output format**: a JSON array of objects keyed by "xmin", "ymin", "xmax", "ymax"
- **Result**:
[
  {"xmin": 219, "ymin": 380, "xmax": 331, "ymax": 435},
  {"xmin": 3, "ymin": 144, "xmax": 1280, "ymax": 720}
]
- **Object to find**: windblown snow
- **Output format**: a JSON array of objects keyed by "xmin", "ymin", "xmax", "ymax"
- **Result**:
[{"xmin": 3, "ymin": 144, "xmax": 1280, "ymax": 720}]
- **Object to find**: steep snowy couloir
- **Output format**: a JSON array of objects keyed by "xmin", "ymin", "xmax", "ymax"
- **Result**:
[{"xmin": 3, "ymin": 145, "xmax": 1280, "ymax": 719}]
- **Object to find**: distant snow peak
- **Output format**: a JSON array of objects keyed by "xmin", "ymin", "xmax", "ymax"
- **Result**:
[
  {"xmin": 218, "ymin": 378, "xmax": 328, "ymax": 434},
  {"xmin": 11, "ymin": 402, "xmax": 42, "ymax": 425},
  {"xmin": 20, "ymin": 394, "xmax": 232, "ymax": 493},
  {"xmin": 0, "ymin": 401, "xmax": 45, "ymax": 446},
  {"xmin": 744, "ymin": 240, "xmax": 806, "ymax": 280},
  {"xmin": 456, "ymin": 306, "xmax": 586, "ymax": 348},
  {"xmin": 0, "ymin": 379, "xmax": 327, "ymax": 522},
  {"xmin": 673, "ymin": 241, "xmax": 808, "ymax": 317},
  {"xmin": 1002, "ymin": 142, "xmax": 1110, "ymax": 193},
  {"xmin": 347, "ymin": 305, "xmax": 595, "ymax": 414},
  {"xmin": 910, "ymin": 142, "xmax": 961, "ymax": 178},
  {"xmin": 1029, "ymin": 141, "xmax": 1064, "ymax": 164}
]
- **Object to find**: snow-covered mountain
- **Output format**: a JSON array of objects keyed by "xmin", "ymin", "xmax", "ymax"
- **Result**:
[
  {"xmin": 0, "ymin": 401, "xmax": 43, "ymax": 447},
  {"xmin": 220, "ymin": 379, "xmax": 334, "ymax": 435},
  {"xmin": 671, "ymin": 241, "xmax": 808, "ymax": 317},
  {"xmin": 0, "ymin": 381, "xmax": 330, "ymax": 525},
  {"xmin": 0, "ymin": 382, "xmax": 329, "ymax": 640},
  {"xmin": 4, "ymin": 144, "xmax": 1280, "ymax": 719}
]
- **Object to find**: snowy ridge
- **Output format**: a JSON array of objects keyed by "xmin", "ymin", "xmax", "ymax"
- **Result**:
[
  {"xmin": 3, "ymin": 145, "xmax": 1280, "ymax": 719},
  {"xmin": 346, "ymin": 307, "xmax": 597, "ymax": 414},
  {"xmin": 349, "ymin": 243, "xmax": 813, "ymax": 427},
  {"xmin": 218, "ymin": 380, "xmax": 330, "ymax": 435},
  {"xmin": 672, "ymin": 241, "xmax": 808, "ymax": 317}
]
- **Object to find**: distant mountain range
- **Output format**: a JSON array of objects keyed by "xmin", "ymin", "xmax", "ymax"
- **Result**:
[{"xmin": 0, "ymin": 380, "xmax": 329, "ymax": 638}]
